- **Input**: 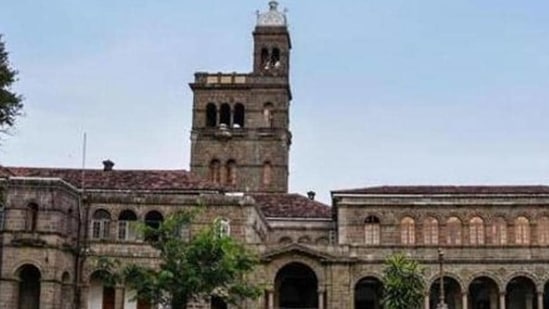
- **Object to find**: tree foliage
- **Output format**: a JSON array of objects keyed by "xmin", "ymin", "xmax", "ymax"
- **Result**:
[
  {"xmin": 0, "ymin": 35, "xmax": 23, "ymax": 133},
  {"xmin": 100, "ymin": 210, "xmax": 261, "ymax": 309},
  {"xmin": 382, "ymin": 253, "xmax": 425, "ymax": 309}
]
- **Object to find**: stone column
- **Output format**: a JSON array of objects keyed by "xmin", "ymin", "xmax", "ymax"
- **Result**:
[
  {"xmin": 318, "ymin": 288, "xmax": 325, "ymax": 309},
  {"xmin": 499, "ymin": 292, "xmax": 506, "ymax": 309},
  {"xmin": 424, "ymin": 293, "xmax": 430, "ymax": 309},
  {"xmin": 114, "ymin": 285, "xmax": 124, "ymax": 309},
  {"xmin": 538, "ymin": 292, "xmax": 544, "ymax": 309},
  {"xmin": 266, "ymin": 289, "xmax": 274, "ymax": 309},
  {"xmin": 79, "ymin": 284, "xmax": 90, "ymax": 309},
  {"xmin": 462, "ymin": 292, "xmax": 468, "ymax": 309}
]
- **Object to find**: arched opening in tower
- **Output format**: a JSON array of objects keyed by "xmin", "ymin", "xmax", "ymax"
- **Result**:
[
  {"xmin": 18, "ymin": 264, "xmax": 41, "ymax": 309},
  {"xmin": 233, "ymin": 103, "xmax": 245, "ymax": 128}
]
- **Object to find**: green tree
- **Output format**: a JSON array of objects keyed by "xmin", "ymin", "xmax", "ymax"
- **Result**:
[
  {"xmin": 382, "ymin": 253, "xmax": 425, "ymax": 309},
  {"xmin": 0, "ymin": 35, "xmax": 23, "ymax": 133},
  {"xmin": 114, "ymin": 211, "xmax": 261, "ymax": 309}
]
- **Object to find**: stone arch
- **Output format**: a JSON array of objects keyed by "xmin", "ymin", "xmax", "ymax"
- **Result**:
[
  {"xmin": 270, "ymin": 257, "xmax": 325, "ymax": 288},
  {"xmin": 354, "ymin": 275, "xmax": 384, "ymax": 309},
  {"xmin": 12, "ymin": 260, "xmax": 44, "ymax": 279},
  {"xmin": 352, "ymin": 272, "xmax": 384, "ymax": 288},
  {"xmin": 468, "ymin": 275, "xmax": 501, "ymax": 309},
  {"xmin": 297, "ymin": 235, "xmax": 311, "ymax": 244},
  {"xmin": 279, "ymin": 236, "xmax": 292, "ymax": 244},
  {"xmin": 315, "ymin": 237, "xmax": 329, "ymax": 245},
  {"xmin": 427, "ymin": 272, "xmax": 466, "ymax": 292},
  {"xmin": 465, "ymin": 273, "xmax": 503, "ymax": 292},
  {"xmin": 16, "ymin": 264, "xmax": 42, "ymax": 309},
  {"xmin": 428, "ymin": 274, "xmax": 464, "ymax": 309},
  {"xmin": 61, "ymin": 271, "xmax": 73, "ymax": 309},
  {"xmin": 505, "ymin": 275, "xmax": 538, "ymax": 309},
  {"xmin": 88, "ymin": 270, "xmax": 115, "ymax": 309},
  {"xmin": 503, "ymin": 272, "xmax": 540, "ymax": 290},
  {"xmin": 274, "ymin": 262, "xmax": 319, "ymax": 309}
]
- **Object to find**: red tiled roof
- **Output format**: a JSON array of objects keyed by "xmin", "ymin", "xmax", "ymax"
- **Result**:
[
  {"xmin": 0, "ymin": 166, "xmax": 222, "ymax": 191},
  {"xmin": 332, "ymin": 185, "xmax": 549, "ymax": 195},
  {"xmin": 251, "ymin": 193, "xmax": 331, "ymax": 219}
]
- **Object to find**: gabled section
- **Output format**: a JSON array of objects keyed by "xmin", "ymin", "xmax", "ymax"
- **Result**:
[{"xmin": 261, "ymin": 243, "xmax": 338, "ymax": 263}]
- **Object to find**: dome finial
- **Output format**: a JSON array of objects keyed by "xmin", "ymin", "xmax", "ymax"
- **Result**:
[{"xmin": 257, "ymin": 1, "xmax": 287, "ymax": 27}]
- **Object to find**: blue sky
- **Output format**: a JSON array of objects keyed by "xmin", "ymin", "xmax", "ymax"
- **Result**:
[{"xmin": 1, "ymin": 1, "xmax": 549, "ymax": 203}]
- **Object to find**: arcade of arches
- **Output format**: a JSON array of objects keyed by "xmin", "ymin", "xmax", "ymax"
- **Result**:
[{"xmin": 263, "ymin": 262, "xmax": 549, "ymax": 309}]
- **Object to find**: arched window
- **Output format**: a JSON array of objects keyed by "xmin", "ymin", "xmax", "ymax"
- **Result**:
[
  {"xmin": 271, "ymin": 48, "xmax": 281, "ymax": 68},
  {"xmin": 27, "ymin": 203, "xmax": 39, "ymax": 232},
  {"xmin": 515, "ymin": 216, "xmax": 530, "ymax": 245},
  {"xmin": 423, "ymin": 217, "xmax": 438, "ymax": 245},
  {"xmin": 145, "ymin": 211, "xmax": 163, "ymax": 230},
  {"xmin": 91, "ymin": 209, "xmax": 111, "ymax": 240},
  {"xmin": 225, "ymin": 160, "xmax": 237, "ymax": 185},
  {"xmin": 538, "ymin": 216, "xmax": 549, "ymax": 245},
  {"xmin": 364, "ymin": 216, "xmax": 380, "ymax": 245},
  {"xmin": 491, "ymin": 217, "xmax": 507, "ymax": 245},
  {"xmin": 216, "ymin": 218, "xmax": 230, "ymax": 237},
  {"xmin": 446, "ymin": 217, "xmax": 462, "ymax": 245},
  {"xmin": 400, "ymin": 216, "xmax": 415, "ymax": 245},
  {"xmin": 233, "ymin": 103, "xmax": 245, "ymax": 128},
  {"xmin": 219, "ymin": 103, "xmax": 231, "ymax": 126},
  {"xmin": 206, "ymin": 103, "xmax": 217, "ymax": 127},
  {"xmin": 263, "ymin": 102, "xmax": 274, "ymax": 127},
  {"xmin": 469, "ymin": 216, "xmax": 485, "ymax": 245},
  {"xmin": 209, "ymin": 159, "xmax": 221, "ymax": 184},
  {"xmin": 145, "ymin": 211, "xmax": 164, "ymax": 242},
  {"xmin": 279, "ymin": 236, "xmax": 292, "ymax": 244},
  {"xmin": 118, "ymin": 210, "xmax": 137, "ymax": 241},
  {"xmin": 263, "ymin": 161, "xmax": 272, "ymax": 186},
  {"xmin": 261, "ymin": 48, "xmax": 269, "ymax": 69}
]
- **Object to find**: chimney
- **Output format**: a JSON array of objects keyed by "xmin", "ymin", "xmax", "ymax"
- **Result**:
[
  {"xmin": 102, "ymin": 160, "xmax": 114, "ymax": 171},
  {"xmin": 307, "ymin": 191, "xmax": 316, "ymax": 200}
]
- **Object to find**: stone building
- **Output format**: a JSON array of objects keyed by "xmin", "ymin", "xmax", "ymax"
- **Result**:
[{"xmin": 1, "ymin": 1, "xmax": 549, "ymax": 309}]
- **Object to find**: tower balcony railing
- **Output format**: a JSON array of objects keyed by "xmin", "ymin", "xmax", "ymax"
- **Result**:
[{"xmin": 194, "ymin": 72, "xmax": 247, "ymax": 85}]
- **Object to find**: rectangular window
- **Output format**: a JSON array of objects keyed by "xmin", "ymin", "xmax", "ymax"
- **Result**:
[
  {"xmin": 118, "ymin": 221, "xmax": 128, "ymax": 240},
  {"xmin": 91, "ymin": 220, "xmax": 109, "ymax": 240}
]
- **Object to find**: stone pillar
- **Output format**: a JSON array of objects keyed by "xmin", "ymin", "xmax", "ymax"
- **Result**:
[
  {"xmin": 424, "ymin": 293, "xmax": 430, "ymax": 309},
  {"xmin": 500, "ymin": 292, "xmax": 506, "ymax": 309},
  {"xmin": 538, "ymin": 292, "xmax": 544, "ymax": 309},
  {"xmin": 266, "ymin": 289, "xmax": 274, "ymax": 309},
  {"xmin": 462, "ymin": 293, "xmax": 468, "ymax": 309},
  {"xmin": 79, "ymin": 284, "xmax": 90, "ymax": 309},
  {"xmin": 114, "ymin": 285, "xmax": 124, "ymax": 309},
  {"xmin": 318, "ymin": 288, "xmax": 325, "ymax": 309}
]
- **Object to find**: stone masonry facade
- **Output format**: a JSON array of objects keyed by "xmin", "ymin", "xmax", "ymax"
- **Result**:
[{"xmin": 1, "ymin": 2, "xmax": 549, "ymax": 309}]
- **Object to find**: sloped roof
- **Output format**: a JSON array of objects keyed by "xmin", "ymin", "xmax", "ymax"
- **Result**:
[
  {"xmin": 332, "ymin": 185, "xmax": 549, "ymax": 195},
  {"xmin": 251, "ymin": 193, "xmax": 331, "ymax": 219},
  {"xmin": 0, "ymin": 166, "xmax": 221, "ymax": 191}
]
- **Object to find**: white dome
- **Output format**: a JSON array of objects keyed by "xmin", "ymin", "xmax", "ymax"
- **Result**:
[{"xmin": 257, "ymin": 1, "xmax": 287, "ymax": 27}]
